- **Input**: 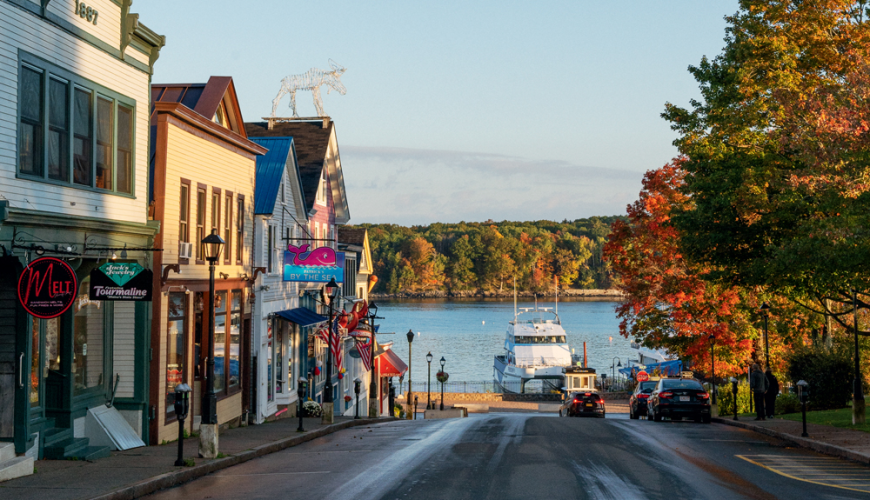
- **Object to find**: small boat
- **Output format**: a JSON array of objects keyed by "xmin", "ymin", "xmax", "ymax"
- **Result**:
[{"xmin": 493, "ymin": 305, "xmax": 572, "ymax": 393}]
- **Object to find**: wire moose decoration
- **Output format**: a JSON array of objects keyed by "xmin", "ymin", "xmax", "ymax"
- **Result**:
[{"xmin": 271, "ymin": 60, "xmax": 347, "ymax": 118}]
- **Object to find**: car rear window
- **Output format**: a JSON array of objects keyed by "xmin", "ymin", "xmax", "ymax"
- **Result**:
[
  {"xmin": 575, "ymin": 393, "xmax": 600, "ymax": 401},
  {"xmin": 662, "ymin": 380, "xmax": 704, "ymax": 390},
  {"xmin": 638, "ymin": 382, "xmax": 657, "ymax": 393}
]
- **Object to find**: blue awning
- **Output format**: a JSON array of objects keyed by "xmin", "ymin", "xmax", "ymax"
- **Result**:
[{"xmin": 275, "ymin": 308, "xmax": 327, "ymax": 326}]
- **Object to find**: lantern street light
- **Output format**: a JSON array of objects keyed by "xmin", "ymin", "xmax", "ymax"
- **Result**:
[
  {"xmin": 368, "ymin": 302, "xmax": 381, "ymax": 417},
  {"xmin": 709, "ymin": 334, "xmax": 717, "ymax": 406},
  {"xmin": 173, "ymin": 383, "xmax": 191, "ymax": 466},
  {"xmin": 322, "ymin": 277, "xmax": 340, "ymax": 424},
  {"xmin": 200, "ymin": 230, "xmax": 224, "ymax": 458},
  {"xmin": 406, "ymin": 329, "xmax": 414, "ymax": 420},
  {"xmin": 759, "ymin": 302, "xmax": 770, "ymax": 368},
  {"xmin": 440, "ymin": 356, "xmax": 446, "ymax": 411},
  {"xmin": 426, "ymin": 351, "xmax": 434, "ymax": 409}
]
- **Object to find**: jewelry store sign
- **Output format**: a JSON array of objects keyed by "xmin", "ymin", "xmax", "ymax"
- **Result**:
[{"xmin": 89, "ymin": 262, "xmax": 153, "ymax": 301}]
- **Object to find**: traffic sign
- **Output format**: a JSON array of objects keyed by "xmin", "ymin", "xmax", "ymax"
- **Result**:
[{"xmin": 636, "ymin": 371, "xmax": 649, "ymax": 382}]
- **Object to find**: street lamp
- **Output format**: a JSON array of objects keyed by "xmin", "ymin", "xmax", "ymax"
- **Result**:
[
  {"xmin": 426, "ymin": 351, "xmax": 434, "ymax": 409},
  {"xmin": 440, "ymin": 356, "xmax": 446, "ymax": 411},
  {"xmin": 709, "ymin": 334, "xmax": 717, "ymax": 406},
  {"xmin": 759, "ymin": 302, "xmax": 770, "ymax": 368},
  {"xmin": 853, "ymin": 288, "xmax": 865, "ymax": 425},
  {"xmin": 611, "ymin": 357, "xmax": 622, "ymax": 390},
  {"xmin": 322, "ymin": 277, "xmax": 339, "ymax": 424},
  {"xmin": 406, "ymin": 329, "xmax": 414, "ymax": 420},
  {"xmin": 368, "ymin": 302, "xmax": 380, "ymax": 418},
  {"xmin": 200, "ymin": 230, "xmax": 223, "ymax": 458}
]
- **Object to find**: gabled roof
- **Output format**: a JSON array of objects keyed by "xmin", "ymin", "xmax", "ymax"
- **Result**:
[
  {"xmin": 249, "ymin": 137, "xmax": 307, "ymax": 219},
  {"xmin": 151, "ymin": 76, "xmax": 248, "ymax": 136},
  {"xmin": 337, "ymin": 227, "xmax": 367, "ymax": 246},
  {"xmin": 245, "ymin": 120, "xmax": 350, "ymax": 223}
]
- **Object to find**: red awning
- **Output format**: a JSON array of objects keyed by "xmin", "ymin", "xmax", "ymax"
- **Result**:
[{"xmin": 377, "ymin": 348, "xmax": 408, "ymax": 377}]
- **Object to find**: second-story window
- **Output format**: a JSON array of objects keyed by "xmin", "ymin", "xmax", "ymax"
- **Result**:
[
  {"xmin": 267, "ymin": 225, "xmax": 274, "ymax": 272},
  {"xmin": 236, "ymin": 198, "xmax": 244, "ymax": 263},
  {"xmin": 19, "ymin": 55, "xmax": 135, "ymax": 195},
  {"xmin": 211, "ymin": 191, "xmax": 220, "ymax": 240},
  {"xmin": 179, "ymin": 184, "xmax": 189, "ymax": 244},
  {"xmin": 196, "ymin": 188, "xmax": 206, "ymax": 260},
  {"xmin": 224, "ymin": 194, "xmax": 232, "ymax": 263}
]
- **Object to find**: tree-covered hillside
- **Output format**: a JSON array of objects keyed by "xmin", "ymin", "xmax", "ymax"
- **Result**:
[{"xmin": 355, "ymin": 217, "xmax": 621, "ymax": 294}]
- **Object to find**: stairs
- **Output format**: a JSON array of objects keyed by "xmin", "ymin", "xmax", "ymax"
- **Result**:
[
  {"xmin": 0, "ymin": 443, "xmax": 33, "ymax": 482},
  {"xmin": 43, "ymin": 427, "xmax": 110, "ymax": 461}
]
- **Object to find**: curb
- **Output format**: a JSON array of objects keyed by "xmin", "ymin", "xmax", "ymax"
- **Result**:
[
  {"xmin": 90, "ymin": 417, "xmax": 398, "ymax": 500},
  {"xmin": 711, "ymin": 417, "xmax": 870, "ymax": 465}
]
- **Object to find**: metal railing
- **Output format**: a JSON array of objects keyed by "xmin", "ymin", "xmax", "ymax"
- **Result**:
[{"xmin": 396, "ymin": 380, "xmax": 538, "ymax": 394}]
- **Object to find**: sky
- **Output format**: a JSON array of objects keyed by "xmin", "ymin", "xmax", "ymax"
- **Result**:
[{"xmin": 135, "ymin": 1, "xmax": 740, "ymax": 225}]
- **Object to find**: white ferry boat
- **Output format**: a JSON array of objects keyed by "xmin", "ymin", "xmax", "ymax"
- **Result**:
[{"xmin": 493, "ymin": 306, "xmax": 572, "ymax": 393}]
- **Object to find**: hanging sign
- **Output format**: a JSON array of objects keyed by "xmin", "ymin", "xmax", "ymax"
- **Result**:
[
  {"xmin": 283, "ymin": 244, "xmax": 344, "ymax": 283},
  {"xmin": 17, "ymin": 257, "xmax": 78, "ymax": 319},
  {"xmin": 89, "ymin": 262, "xmax": 153, "ymax": 301}
]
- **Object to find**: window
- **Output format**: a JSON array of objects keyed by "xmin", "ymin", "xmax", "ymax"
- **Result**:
[
  {"xmin": 18, "ymin": 57, "xmax": 134, "ymax": 195},
  {"xmin": 211, "ymin": 191, "xmax": 220, "ymax": 241},
  {"xmin": 314, "ymin": 224, "xmax": 319, "ymax": 249},
  {"xmin": 224, "ymin": 193, "xmax": 232, "ymax": 263},
  {"xmin": 213, "ymin": 102, "xmax": 227, "ymax": 128},
  {"xmin": 236, "ymin": 198, "xmax": 244, "ymax": 263},
  {"xmin": 214, "ymin": 291, "xmax": 227, "ymax": 393},
  {"xmin": 196, "ymin": 188, "xmax": 206, "ymax": 260},
  {"xmin": 229, "ymin": 291, "xmax": 241, "ymax": 389},
  {"xmin": 279, "ymin": 181, "xmax": 285, "ymax": 204},
  {"xmin": 73, "ymin": 277, "xmax": 105, "ymax": 396},
  {"xmin": 316, "ymin": 168, "xmax": 328, "ymax": 204},
  {"xmin": 275, "ymin": 323, "xmax": 284, "ymax": 396},
  {"xmin": 267, "ymin": 225, "xmax": 274, "ymax": 272},
  {"xmin": 179, "ymin": 183, "xmax": 190, "ymax": 245},
  {"xmin": 267, "ymin": 321, "xmax": 274, "ymax": 402},
  {"xmin": 166, "ymin": 293, "xmax": 186, "ymax": 417},
  {"xmin": 210, "ymin": 289, "xmax": 243, "ymax": 396}
]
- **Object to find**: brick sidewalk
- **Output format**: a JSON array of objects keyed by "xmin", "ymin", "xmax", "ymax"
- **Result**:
[{"xmin": 0, "ymin": 415, "xmax": 394, "ymax": 500}]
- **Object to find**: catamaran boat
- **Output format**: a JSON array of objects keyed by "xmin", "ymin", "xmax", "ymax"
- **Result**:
[{"xmin": 493, "ymin": 306, "xmax": 573, "ymax": 393}]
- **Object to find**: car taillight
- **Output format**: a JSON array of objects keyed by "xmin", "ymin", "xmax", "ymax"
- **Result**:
[
  {"xmin": 573, "ymin": 399, "xmax": 580, "ymax": 403},
  {"xmin": 697, "ymin": 392, "xmax": 709, "ymax": 399},
  {"xmin": 585, "ymin": 393, "xmax": 591, "ymax": 397},
  {"xmin": 638, "ymin": 394, "xmax": 649, "ymax": 399},
  {"xmin": 659, "ymin": 391, "xmax": 673, "ymax": 399}
]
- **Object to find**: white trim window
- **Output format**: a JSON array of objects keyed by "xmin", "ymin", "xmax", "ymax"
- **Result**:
[
  {"xmin": 267, "ymin": 224, "xmax": 277, "ymax": 274},
  {"xmin": 316, "ymin": 168, "xmax": 327, "ymax": 205}
]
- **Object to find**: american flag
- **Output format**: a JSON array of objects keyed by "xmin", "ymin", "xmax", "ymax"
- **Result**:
[
  {"xmin": 353, "ymin": 330, "xmax": 373, "ymax": 372},
  {"xmin": 331, "ymin": 312, "xmax": 343, "ymax": 371}
]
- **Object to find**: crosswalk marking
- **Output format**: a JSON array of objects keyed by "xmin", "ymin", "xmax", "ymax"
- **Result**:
[{"xmin": 738, "ymin": 454, "xmax": 870, "ymax": 494}]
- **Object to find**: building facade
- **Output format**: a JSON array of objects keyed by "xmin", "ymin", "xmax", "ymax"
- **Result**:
[
  {"xmin": 0, "ymin": 0, "xmax": 164, "ymax": 466},
  {"xmin": 148, "ymin": 77, "xmax": 266, "ymax": 444}
]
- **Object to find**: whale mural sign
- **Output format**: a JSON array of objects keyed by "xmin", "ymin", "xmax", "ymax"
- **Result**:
[{"xmin": 283, "ymin": 244, "xmax": 344, "ymax": 283}]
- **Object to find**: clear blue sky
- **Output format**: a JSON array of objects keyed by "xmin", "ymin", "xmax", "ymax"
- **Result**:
[{"xmin": 136, "ymin": 1, "xmax": 739, "ymax": 225}]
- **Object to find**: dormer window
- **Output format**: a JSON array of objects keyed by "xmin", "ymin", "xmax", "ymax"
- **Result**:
[
  {"xmin": 213, "ymin": 102, "xmax": 228, "ymax": 128},
  {"xmin": 316, "ymin": 168, "xmax": 328, "ymax": 204}
]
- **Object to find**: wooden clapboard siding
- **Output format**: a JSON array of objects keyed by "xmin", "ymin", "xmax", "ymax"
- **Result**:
[
  {"xmin": 0, "ymin": 2, "xmax": 150, "ymax": 224},
  {"xmin": 47, "ymin": 0, "xmax": 123, "ymax": 50},
  {"xmin": 217, "ymin": 393, "xmax": 241, "ymax": 426},
  {"xmin": 112, "ymin": 301, "xmax": 136, "ymax": 398}
]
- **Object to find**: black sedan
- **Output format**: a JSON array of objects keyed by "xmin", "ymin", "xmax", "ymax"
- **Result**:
[
  {"xmin": 559, "ymin": 391, "xmax": 605, "ymax": 418},
  {"xmin": 629, "ymin": 381, "xmax": 658, "ymax": 419},
  {"xmin": 647, "ymin": 379, "xmax": 711, "ymax": 423}
]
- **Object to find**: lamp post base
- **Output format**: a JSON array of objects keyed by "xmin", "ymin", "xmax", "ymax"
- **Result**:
[
  {"xmin": 853, "ymin": 397, "xmax": 866, "ymax": 425},
  {"xmin": 321, "ymin": 402, "xmax": 334, "ymax": 424},
  {"xmin": 369, "ymin": 397, "xmax": 379, "ymax": 417},
  {"xmin": 198, "ymin": 424, "xmax": 219, "ymax": 459}
]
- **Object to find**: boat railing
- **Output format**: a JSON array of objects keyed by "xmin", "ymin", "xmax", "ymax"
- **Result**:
[{"xmin": 514, "ymin": 356, "xmax": 571, "ymax": 368}]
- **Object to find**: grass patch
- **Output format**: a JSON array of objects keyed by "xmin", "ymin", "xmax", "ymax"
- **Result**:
[
  {"xmin": 216, "ymin": 452, "xmax": 227, "ymax": 459},
  {"xmin": 778, "ymin": 407, "xmax": 870, "ymax": 433},
  {"xmin": 183, "ymin": 458, "xmax": 195, "ymax": 467}
]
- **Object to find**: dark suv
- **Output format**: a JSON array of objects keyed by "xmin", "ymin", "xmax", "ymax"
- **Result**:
[
  {"xmin": 629, "ymin": 381, "xmax": 658, "ymax": 419},
  {"xmin": 647, "ymin": 378, "xmax": 711, "ymax": 423},
  {"xmin": 559, "ymin": 391, "xmax": 605, "ymax": 418}
]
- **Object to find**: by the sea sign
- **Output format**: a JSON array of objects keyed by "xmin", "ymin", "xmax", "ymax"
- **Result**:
[
  {"xmin": 18, "ymin": 257, "xmax": 79, "ymax": 319},
  {"xmin": 89, "ymin": 262, "xmax": 153, "ymax": 301},
  {"xmin": 283, "ymin": 244, "xmax": 344, "ymax": 283}
]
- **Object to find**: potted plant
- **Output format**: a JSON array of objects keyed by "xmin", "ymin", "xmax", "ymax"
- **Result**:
[
  {"xmin": 302, "ymin": 400, "xmax": 322, "ymax": 418},
  {"xmin": 344, "ymin": 395, "xmax": 352, "ymax": 403},
  {"xmin": 436, "ymin": 371, "xmax": 449, "ymax": 383}
]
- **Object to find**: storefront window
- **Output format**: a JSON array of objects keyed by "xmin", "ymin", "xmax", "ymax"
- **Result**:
[
  {"xmin": 166, "ymin": 293, "xmax": 186, "ymax": 416},
  {"xmin": 194, "ymin": 292, "xmax": 203, "ymax": 378},
  {"xmin": 275, "ymin": 323, "xmax": 283, "ymax": 396},
  {"xmin": 30, "ymin": 319, "xmax": 39, "ymax": 407},
  {"xmin": 214, "ymin": 291, "xmax": 227, "ymax": 393},
  {"xmin": 74, "ymin": 279, "xmax": 104, "ymax": 396},
  {"xmin": 46, "ymin": 317, "xmax": 60, "ymax": 374},
  {"xmin": 267, "ymin": 322, "xmax": 273, "ymax": 403},
  {"xmin": 229, "ymin": 291, "xmax": 241, "ymax": 389}
]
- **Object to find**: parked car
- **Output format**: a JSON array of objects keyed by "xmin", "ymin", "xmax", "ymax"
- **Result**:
[
  {"xmin": 647, "ymin": 378, "xmax": 711, "ymax": 423},
  {"xmin": 629, "ymin": 381, "xmax": 659, "ymax": 419},
  {"xmin": 559, "ymin": 391, "xmax": 606, "ymax": 418}
]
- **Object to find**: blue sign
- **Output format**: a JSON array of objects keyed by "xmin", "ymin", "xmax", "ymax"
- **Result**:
[{"xmin": 282, "ymin": 245, "xmax": 344, "ymax": 283}]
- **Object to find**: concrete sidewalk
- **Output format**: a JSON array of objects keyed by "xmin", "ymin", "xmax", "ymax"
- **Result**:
[
  {"xmin": 713, "ymin": 415, "xmax": 870, "ymax": 464},
  {"xmin": 0, "ymin": 415, "xmax": 395, "ymax": 500}
]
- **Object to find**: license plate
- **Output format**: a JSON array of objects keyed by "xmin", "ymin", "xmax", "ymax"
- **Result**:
[
  {"xmin": 680, "ymin": 396, "xmax": 689, "ymax": 402},
  {"xmin": 586, "ymin": 404, "xmax": 594, "ymax": 407}
]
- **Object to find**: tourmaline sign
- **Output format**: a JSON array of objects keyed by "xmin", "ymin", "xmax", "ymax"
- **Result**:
[
  {"xmin": 89, "ymin": 262, "xmax": 153, "ymax": 301},
  {"xmin": 17, "ymin": 257, "xmax": 78, "ymax": 319},
  {"xmin": 283, "ymin": 244, "xmax": 344, "ymax": 283}
]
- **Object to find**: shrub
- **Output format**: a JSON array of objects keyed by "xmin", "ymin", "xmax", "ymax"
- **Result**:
[
  {"xmin": 775, "ymin": 392, "xmax": 801, "ymax": 415},
  {"xmin": 717, "ymin": 381, "xmax": 753, "ymax": 415},
  {"xmin": 303, "ymin": 401, "xmax": 323, "ymax": 417},
  {"xmin": 393, "ymin": 403, "xmax": 405, "ymax": 418},
  {"xmin": 786, "ymin": 345, "xmax": 852, "ymax": 410}
]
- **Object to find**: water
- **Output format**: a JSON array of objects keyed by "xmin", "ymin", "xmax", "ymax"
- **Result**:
[{"xmin": 375, "ymin": 298, "xmax": 634, "ymax": 384}]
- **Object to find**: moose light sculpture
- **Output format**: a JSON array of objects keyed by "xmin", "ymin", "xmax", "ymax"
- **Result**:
[{"xmin": 271, "ymin": 60, "xmax": 347, "ymax": 118}]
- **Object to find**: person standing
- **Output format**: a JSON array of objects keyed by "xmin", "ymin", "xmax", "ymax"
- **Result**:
[
  {"xmin": 765, "ymin": 368, "xmax": 779, "ymax": 418},
  {"xmin": 750, "ymin": 363, "xmax": 769, "ymax": 420}
]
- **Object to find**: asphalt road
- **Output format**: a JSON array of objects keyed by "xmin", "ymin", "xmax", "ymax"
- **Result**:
[{"xmin": 146, "ymin": 413, "xmax": 870, "ymax": 500}]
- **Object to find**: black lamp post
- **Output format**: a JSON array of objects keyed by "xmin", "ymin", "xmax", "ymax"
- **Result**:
[
  {"xmin": 406, "ymin": 329, "xmax": 414, "ymax": 419},
  {"xmin": 760, "ymin": 302, "xmax": 770, "ymax": 368},
  {"xmin": 322, "ymin": 277, "xmax": 339, "ymax": 423},
  {"xmin": 368, "ymin": 302, "xmax": 380, "ymax": 417},
  {"xmin": 354, "ymin": 377, "xmax": 362, "ymax": 419},
  {"xmin": 439, "ymin": 356, "xmax": 446, "ymax": 411},
  {"xmin": 611, "ymin": 357, "xmax": 621, "ymax": 390},
  {"xmin": 201, "ymin": 230, "xmax": 224, "ymax": 427},
  {"xmin": 426, "ymin": 351, "xmax": 433, "ymax": 409},
  {"xmin": 709, "ymin": 334, "xmax": 717, "ymax": 406},
  {"xmin": 853, "ymin": 288, "xmax": 865, "ymax": 425},
  {"xmin": 414, "ymin": 395, "xmax": 418, "ymax": 420},
  {"xmin": 173, "ymin": 383, "xmax": 191, "ymax": 466},
  {"xmin": 297, "ymin": 377, "xmax": 308, "ymax": 432}
]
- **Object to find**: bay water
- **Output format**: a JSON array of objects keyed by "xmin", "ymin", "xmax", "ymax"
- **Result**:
[{"xmin": 376, "ymin": 298, "xmax": 635, "ymax": 385}]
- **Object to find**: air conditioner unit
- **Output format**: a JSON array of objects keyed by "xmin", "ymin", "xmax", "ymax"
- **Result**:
[{"xmin": 179, "ymin": 242, "xmax": 193, "ymax": 260}]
